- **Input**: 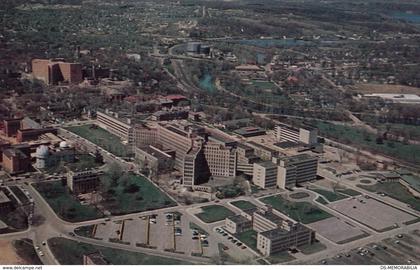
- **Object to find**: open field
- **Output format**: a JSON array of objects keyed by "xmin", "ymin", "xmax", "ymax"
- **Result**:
[
  {"xmin": 260, "ymin": 195, "xmax": 332, "ymax": 224},
  {"xmin": 230, "ymin": 200, "xmax": 257, "ymax": 211},
  {"xmin": 0, "ymin": 239, "xmax": 41, "ymax": 265},
  {"xmin": 328, "ymin": 197, "xmax": 417, "ymax": 232},
  {"xmin": 33, "ymin": 181, "xmax": 103, "ymax": 222},
  {"xmin": 65, "ymin": 124, "xmax": 129, "ymax": 157},
  {"xmin": 309, "ymin": 217, "xmax": 368, "ymax": 244},
  {"xmin": 315, "ymin": 121, "xmax": 420, "ymax": 164},
  {"xmin": 100, "ymin": 173, "xmax": 176, "ymax": 215},
  {"xmin": 195, "ymin": 205, "xmax": 235, "ymax": 223},
  {"xmin": 349, "ymin": 83, "xmax": 420, "ymax": 95},
  {"xmin": 357, "ymin": 182, "xmax": 420, "ymax": 211},
  {"xmin": 48, "ymin": 237, "xmax": 192, "ymax": 265}
]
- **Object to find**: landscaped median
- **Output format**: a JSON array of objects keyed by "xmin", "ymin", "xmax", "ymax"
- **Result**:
[{"xmin": 260, "ymin": 195, "xmax": 332, "ymax": 224}]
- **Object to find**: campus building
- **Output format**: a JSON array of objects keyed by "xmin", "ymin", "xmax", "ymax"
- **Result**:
[
  {"xmin": 2, "ymin": 146, "xmax": 31, "ymax": 174},
  {"xmin": 253, "ymin": 207, "xmax": 285, "ymax": 233},
  {"xmin": 224, "ymin": 215, "xmax": 252, "ymax": 234},
  {"xmin": 67, "ymin": 169, "xmax": 100, "ymax": 194},
  {"xmin": 236, "ymin": 144, "xmax": 260, "ymax": 176},
  {"xmin": 257, "ymin": 223, "xmax": 315, "ymax": 256},
  {"xmin": 97, "ymin": 111, "xmax": 134, "ymax": 145},
  {"xmin": 134, "ymin": 145, "xmax": 174, "ymax": 174},
  {"xmin": 276, "ymin": 154, "xmax": 318, "ymax": 189},
  {"xmin": 275, "ymin": 124, "xmax": 318, "ymax": 146},
  {"xmin": 35, "ymin": 142, "xmax": 76, "ymax": 169},
  {"xmin": 252, "ymin": 161, "xmax": 278, "ymax": 189},
  {"xmin": 204, "ymin": 140, "xmax": 236, "ymax": 178},
  {"xmin": 32, "ymin": 59, "xmax": 83, "ymax": 85}
]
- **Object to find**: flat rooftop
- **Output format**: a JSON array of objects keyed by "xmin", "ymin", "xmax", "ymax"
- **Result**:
[{"xmin": 255, "ymin": 210, "xmax": 284, "ymax": 224}]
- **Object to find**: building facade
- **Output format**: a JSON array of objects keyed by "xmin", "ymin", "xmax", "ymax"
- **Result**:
[
  {"xmin": 97, "ymin": 111, "xmax": 134, "ymax": 145},
  {"xmin": 277, "ymin": 154, "xmax": 318, "ymax": 189},
  {"xmin": 252, "ymin": 161, "xmax": 278, "ymax": 189},
  {"xmin": 224, "ymin": 215, "xmax": 252, "ymax": 234},
  {"xmin": 67, "ymin": 169, "xmax": 100, "ymax": 194},
  {"xmin": 275, "ymin": 124, "xmax": 318, "ymax": 146}
]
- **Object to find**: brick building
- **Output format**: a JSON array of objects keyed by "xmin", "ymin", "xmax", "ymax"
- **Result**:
[{"xmin": 32, "ymin": 59, "xmax": 83, "ymax": 85}]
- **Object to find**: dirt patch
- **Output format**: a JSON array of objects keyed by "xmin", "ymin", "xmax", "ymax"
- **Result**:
[
  {"xmin": 0, "ymin": 240, "xmax": 27, "ymax": 265},
  {"xmin": 348, "ymin": 83, "xmax": 420, "ymax": 94}
]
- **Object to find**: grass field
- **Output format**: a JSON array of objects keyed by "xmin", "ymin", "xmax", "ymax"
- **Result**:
[
  {"xmin": 260, "ymin": 195, "xmax": 332, "ymax": 224},
  {"xmin": 289, "ymin": 192, "xmax": 310, "ymax": 199},
  {"xmin": 65, "ymin": 124, "xmax": 129, "ymax": 157},
  {"xmin": 299, "ymin": 242, "xmax": 327, "ymax": 255},
  {"xmin": 74, "ymin": 225, "xmax": 95, "ymax": 238},
  {"xmin": 100, "ymin": 173, "xmax": 176, "ymax": 215},
  {"xmin": 13, "ymin": 239, "xmax": 43, "ymax": 265},
  {"xmin": 309, "ymin": 188, "xmax": 348, "ymax": 202},
  {"xmin": 235, "ymin": 230, "xmax": 258, "ymax": 251},
  {"xmin": 195, "ymin": 205, "xmax": 235, "ymax": 223},
  {"xmin": 46, "ymin": 154, "xmax": 102, "ymax": 174},
  {"xmin": 33, "ymin": 181, "xmax": 103, "ymax": 222},
  {"xmin": 315, "ymin": 197, "xmax": 329, "ymax": 205},
  {"xmin": 336, "ymin": 188, "xmax": 361, "ymax": 196},
  {"xmin": 357, "ymin": 182, "xmax": 420, "ymax": 211},
  {"xmin": 315, "ymin": 121, "xmax": 420, "ymax": 164},
  {"xmin": 230, "ymin": 200, "xmax": 257, "ymax": 210},
  {"xmin": 48, "ymin": 237, "xmax": 191, "ymax": 265}
]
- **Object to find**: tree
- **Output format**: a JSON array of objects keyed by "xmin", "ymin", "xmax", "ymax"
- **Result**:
[{"xmin": 108, "ymin": 163, "xmax": 122, "ymax": 186}]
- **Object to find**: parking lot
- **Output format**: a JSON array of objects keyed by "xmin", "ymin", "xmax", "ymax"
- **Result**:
[
  {"xmin": 328, "ymin": 196, "xmax": 417, "ymax": 231},
  {"xmin": 318, "ymin": 230, "xmax": 420, "ymax": 265},
  {"xmin": 91, "ymin": 211, "xmax": 217, "ymax": 257},
  {"xmin": 309, "ymin": 217, "xmax": 368, "ymax": 244}
]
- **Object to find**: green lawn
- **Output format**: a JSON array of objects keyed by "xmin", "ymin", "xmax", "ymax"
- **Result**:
[
  {"xmin": 195, "ymin": 205, "xmax": 235, "ymax": 223},
  {"xmin": 13, "ymin": 239, "xmax": 43, "ymax": 265},
  {"xmin": 357, "ymin": 182, "xmax": 420, "ymax": 211},
  {"xmin": 266, "ymin": 251, "xmax": 295, "ymax": 264},
  {"xmin": 46, "ymin": 154, "xmax": 102, "ymax": 174},
  {"xmin": 260, "ymin": 195, "xmax": 332, "ymax": 224},
  {"xmin": 33, "ymin": 181, "xmax": 103, "ymax": 222},
  {"xmin": 74, "ymin": 225, "xmax": 95, "ymax": 238},
  {"xmin": 65, "ymin": 124, "xmax": 129, "ymax": 157},
  {"xmin": 235, "ymin": 230, "xmax": 258, "ymax": 251},
  {"xmin": 189, "ymin": 222, "xmax": 208, "ymax": 235},
  {"xmin": 48, "ymin": 237, "xmax": 191, "ymax": 265},
  {"xmin": 299, "ymin": 241, "xmax": 327, "ymax": 255},
  {"xmin": 315, "ymin": 197, "xmax": 328, "ymax": 205},
  {"xmin": 315, "ymin": 121, "xmax": 420, "ymax": 164},
  {"xmin": 309, "ymin": 188, "xmax": 348, "ymax": 202},
  {"xmin": 100, "ymin": 173, "xmax": 176, "ymax": 215},
  {"xmin": 289, "ymin": 192, "xmax": 310, "ymax": 199},
  {"xmin": 336, "ymin": 188, "xmax": 361, "ymax": 197},
  {"xmin": 231, "ymin": 200, "xmax": 257, "ymax": 211}
]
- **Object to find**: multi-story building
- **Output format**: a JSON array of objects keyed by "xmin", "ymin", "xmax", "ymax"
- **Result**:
[
  {"xmin": 252, "ymin": 161, "xmax": 278, "ymax": 189},
  {"xmin": 134, "ymin": 124, "xmax": 159, "ymax": 148},
  {"xmin": 32, "ymin": 59, "xmax": 83, "ymax": 85},
  {"xmin": 0, "ymin": 140, "xmax": 11, "ymax": 162},
  {"xmin": 0, "ymin": 191, "xmax": 12, "ymax": 214},
  {"xmin": 257, "ymin": 222, "xmax": 315, "ymax": 256},
  {"xmin": 253, "ymin": 207, "xmax": 285, "ymax": 233},
  {"xmin": 3, "ymin": 118, "xmax": 22, "ymax": 137},
  {"xmin": 183, "ymin": 146, "xmax": 211, "ymax": 187},
  {"xmin": 134, "ymin": 145, "xmax": 174, "ymax": 174},
  {"xmin": 247, "ymin": 141, "xmax": 278, "ymax": 161},
  {"xmin": 236, "ymin": 144, "xmax": 260, "ymax": 176},
  {"xmin": 16, "ymin": 127, "xmax": 57, "ymax": 142},
  {"xmin": 275, "ymin": 124, "xmax": 318, "ymax": 146},
  {"xmin": 225, "ymin": 215, "xmax": 252, "ymax": 234},
  {"xmin": 2, "ymin": 146, "xmax": 31, "ymax": 174},
  {"xmin": 277, "ymin": 154, "xmax": 318, "ymax": 189},
  {"xmin": 67, "ymin": 169, "xmax": 100, "ymax": 194},
  {"xmin": 97, "ymin": 111, "xmax": 134, "ymax": 145},
  {"xmin": 204, "ymin": 140, "xmax": 236, "ymax": 178}
]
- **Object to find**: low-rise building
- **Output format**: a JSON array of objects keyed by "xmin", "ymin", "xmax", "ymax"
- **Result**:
[
  {"xmin": 224, "ymin": 215, "xmax": 252, "ymax": 234},
  {"xmin": 253, "ymin": 207, "xmax": 284, "ymax": 233},
  {"xmin": 35, "ymin": 142, "xmax": 75, "ymax": 169}
]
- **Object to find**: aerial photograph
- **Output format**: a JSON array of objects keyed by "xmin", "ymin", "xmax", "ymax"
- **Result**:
[{"xmin": 0, "ymin": 0, "xmax": 419, "ymax": 268}]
